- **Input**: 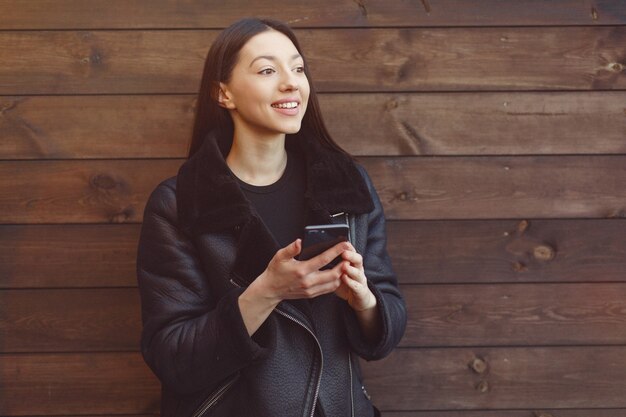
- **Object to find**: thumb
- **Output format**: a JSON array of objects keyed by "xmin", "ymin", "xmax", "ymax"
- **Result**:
[{"xmin": 277, "ymin": 238, "xmax": 301, "ymax": 260}]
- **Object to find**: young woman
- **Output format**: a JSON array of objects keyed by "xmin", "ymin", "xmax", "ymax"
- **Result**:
[{"xmin": 137, "ymin": 17, "xmax": 406, "ymax": 417}]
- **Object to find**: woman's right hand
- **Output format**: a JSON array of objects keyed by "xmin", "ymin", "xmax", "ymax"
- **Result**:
[
  {"xmin": 257, "ymin": 238, "xmax": 350, "ymax": 304},
  {"xmin": 238, "ymin": 239, "xmax": 350, "ymax": 335}
]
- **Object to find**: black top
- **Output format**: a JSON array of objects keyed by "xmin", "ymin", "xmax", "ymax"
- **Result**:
[{"xmin": 234, "ymin": 149, "xmax": 307, "ymax": 248}]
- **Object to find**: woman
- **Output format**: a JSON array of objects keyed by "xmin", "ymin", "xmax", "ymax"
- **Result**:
[{"xmin": 137, "ymin": 17, "xmax": 406, "ymax": 417}]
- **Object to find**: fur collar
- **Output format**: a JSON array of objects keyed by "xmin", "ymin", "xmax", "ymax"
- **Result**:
[{"xmin": 175, "ymin": 130, "xmax": 374, "ymax": 236}]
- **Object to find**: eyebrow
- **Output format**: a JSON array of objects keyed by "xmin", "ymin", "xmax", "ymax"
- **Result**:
[{"xmin": 249, "ymin": 53, "xmax": 303, "ymax": 67}]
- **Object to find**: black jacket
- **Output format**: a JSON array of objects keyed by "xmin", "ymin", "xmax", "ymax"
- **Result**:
[{"xmin": 137, "ymin": 131, "xmax": 406, "ymax": 417}]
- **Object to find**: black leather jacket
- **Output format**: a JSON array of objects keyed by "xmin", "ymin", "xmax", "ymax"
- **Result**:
[{"xmin": 137, "ymin": 131, "xmax": 406, "ymax": 417}]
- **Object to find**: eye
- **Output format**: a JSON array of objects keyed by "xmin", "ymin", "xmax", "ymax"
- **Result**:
[
  {"xmin": 258, "ymin": 68, "xmax": 275, "ymax": 75},
  {"xmin": 294, "ymin": 66, "xmax": 305, "ymax": 73}
]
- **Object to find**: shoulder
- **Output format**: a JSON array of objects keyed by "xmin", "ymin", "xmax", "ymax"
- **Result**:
[{"xmin": 143, "ymin": 176, "xmax": 178, "ymax": 221}]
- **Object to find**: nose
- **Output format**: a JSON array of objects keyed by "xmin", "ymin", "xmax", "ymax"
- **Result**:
[{"xmin": 279, "ymin": 70, "xmax": 299, "ymax": 91}]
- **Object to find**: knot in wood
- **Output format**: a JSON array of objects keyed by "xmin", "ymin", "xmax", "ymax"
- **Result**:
[
  {"xmin": 396, "ymin": 191, "xmax": 409, "ymax": 201},
  {"xmin": 533, "ymin": 245, "xmax": 555, "ymax": 261},
  {"xmin": 517, "ymin": 220, "xmax": 529, "ymax": 233},
  {"xmin": 385, "ymin": 99, "xmax": 399, "ymax": 111},
  {"xmin": 469, "ymin": 357, "xmax": 488, "ymax": 374},
  {"xmin": 610, "ymin": 63, "xmax": 623, "ymax": 73},
  {"xmin": 512, "ymin": 261, "xmax": 527, "ymax": 273},
  {"xmin": 91, "ymin": 174, "xmax": 117, "ymax": 190},
  {"xmin": 475, "ymin": 380, "xmax": 489, "ymax": 393}
]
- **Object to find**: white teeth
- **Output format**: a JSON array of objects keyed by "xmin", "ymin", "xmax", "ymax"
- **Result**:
[{"xmin": 272, "ymin": 102, "xmax": 298, "ymax": 109}]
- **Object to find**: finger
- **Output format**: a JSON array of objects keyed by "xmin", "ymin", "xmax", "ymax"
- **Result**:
[
  {"xmin": 303, "ymin": 241, "xmax": 351, "ymax": 270},
  {"xmin": 341, "ymin": 250, "xmax": 363, "ymax": 268},
  {"xmin": 276, "ymin": 239, "xmax": 301, "ymax": 260},
  {"xmin": 302, "ymin": 276, "xmax": 342, "ymax": 298},
  {"xmin": 342, "ymin": 263, "xmax": 367, "ymax": 284}
]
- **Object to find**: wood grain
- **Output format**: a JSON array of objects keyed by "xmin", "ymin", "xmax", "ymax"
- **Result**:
[
  {"xmin": 363, "ymin": 156, "xmax": 626, "ymax": 220},
  {"xmin": 1, "ymin": 27, "xmax": 624, "ymax": 94},
  {"xmin": 0, "ymin": 224, "xmax": 139, "ymax": 288},
  {"xmin": 361, "ymin": 346, "xmax": 626, "ymax": 409},
  {"xmin": 0, "ymin": 352, "xmax": 160, "ymax": 415},
  {"xmin": 0, "ymin": 288, "xmax": 141, "ymax": 353},
  {"xmin": 3, "ymin": 92, "xmax": 625, "ymax": 159},
  {"xmin": 1, "ymin": 0, "xmax": 624, "ymax": 29},
  {"xmin": 3, "ymin": 219, "xmax": 625, "ymax": 289},
  {"xmin": 402, "ymin": 284, "xmax": 626, "ymax": 347},
  {"xmin": 2, "ymin": 348, "xmax": 624, "ymax": 414},
  {"xmin": 383, "ymin": 411, "xmax": 626, "ymax": 417},
  {"xmin": 2, "ymin": 157, "xmax": 626, "ymax": 223},
  {"xmin": 3, "ymin": 284, "xmax": 626, "ymax": 352},
  {"xmin": 0, "ymin": 159, "xmax": 181, "ymax": 224},
  {"xmin": 387, "ymin": 219, "xmax": 626, "ymax": 284}
]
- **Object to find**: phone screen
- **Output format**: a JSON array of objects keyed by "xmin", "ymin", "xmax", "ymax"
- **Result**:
[{"xmin": 298, "ymin": 224, "xmax": 349, "ymax": 269}]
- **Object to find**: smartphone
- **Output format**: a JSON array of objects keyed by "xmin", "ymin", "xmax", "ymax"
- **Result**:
[{"xmin": 298, "ymin": 224, "xmax": 349, "ymax": 269}]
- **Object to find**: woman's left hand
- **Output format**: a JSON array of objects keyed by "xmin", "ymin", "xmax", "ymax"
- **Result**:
[{"xmin": 335, "ymin": 242, "xmax": 377, "ymax": 312}]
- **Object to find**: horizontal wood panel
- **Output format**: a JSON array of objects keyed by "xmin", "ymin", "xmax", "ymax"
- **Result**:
[
  {"xmin": 387, "ymin": 219, "xmax": 626, "ymax": 284},
  {"xmin": 3, "ymin": 284, "xmax": 626, "ymax": 352},
  {"xmin": 3, "ymin": 348, "xmax": 624, "ymax": 414},
  {"xmin": 0, "ymin": 159, "xmax": 181, "ymax": 224},
  {"xmin": 0, "ymin": 352, "xmax": 160, "ymax": 415},
  {"xmin": 1, "ymin": 27, "xmax": 624, "ymax": 94},
  {"xmin": 2, "ymin": 156, "xmax": 626, "ymax": 224},
  {"xmin": 0, "ymin": 288, "xmax": 141, "ymax": 353},
  {"xmin": 366, "ymin": 156, "xmax": 626, "ymax": 220},
  {"xmin": 0, "ymin": 224, "xmax": 139, "ymax": 288},
  {"xmin": 403, "ymin": 284, "xmax": 626, "ymax": 347},
  {"xmin": 3, "ymin": 219, "xmax": 625, "ymax": 289},
  {"xmin": 361, "ymin": 346, "xmax": 626, "ymax": 409},
  {"xmin": 384, "ymin": 411, "xmax": 626, "ymax": 417},
  {"xmin": 3, "ymin": 92, "xmax": 626, "ymax": 159},
  {"xmin": 1, "ymin": 0, "xmax": 624, "ymax": 29}
]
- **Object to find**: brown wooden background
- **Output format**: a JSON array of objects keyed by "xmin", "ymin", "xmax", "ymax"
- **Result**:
[{"xmin": 1, "ymin": 1, "xmax": 626, "ymax": 416}]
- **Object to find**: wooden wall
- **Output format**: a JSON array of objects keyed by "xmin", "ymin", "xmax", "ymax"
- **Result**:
[{"xmin": 1, "ymin": 1, "xmax": 626, "ymax": 416}]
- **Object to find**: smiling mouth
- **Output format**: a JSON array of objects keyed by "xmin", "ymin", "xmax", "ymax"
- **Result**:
[{"xmin": 271, "ymin": 102, "xmax": 299, "ymax": 109}]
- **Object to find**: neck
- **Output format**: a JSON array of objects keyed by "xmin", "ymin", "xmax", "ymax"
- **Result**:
[{"xmin": 226, "ymin": 127, "xmax": 288, "ymax": 186}]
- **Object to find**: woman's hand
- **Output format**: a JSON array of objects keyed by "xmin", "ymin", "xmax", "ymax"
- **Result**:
[
  {"xmin": 257, "ymin": 238, "xmax": 349, "ymax": 303},
  {"xmin": 239, "ymin": 239, "xmax": 349, "ymax": 335},
  {"xmin": 334, "ymin": 242, "xmax": 377, "ymax": 312},
  {"xmin": 334, "ymin": 242, "xmax": 382, "ymax": 342}
]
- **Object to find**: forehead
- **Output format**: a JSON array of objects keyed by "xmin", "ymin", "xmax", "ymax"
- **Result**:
[{"xmin": 239, "ymin": 30, "xmax": 301, "ymax": 62}]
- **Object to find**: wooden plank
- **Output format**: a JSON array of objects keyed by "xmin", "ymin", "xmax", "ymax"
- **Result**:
[
  {"xmin": 0, "ymin": 289, "xmax": 141, "ymax": 353},
  {"xmin": 0, "ymin": 352, "xmax": 160, "ymax": 415},
  {"xmin": 3, "ymin": 284, "xmax": 626, "ymax": 352},
  {"xmin": 384, "ymin": 411, "xmax": 626, "ymax": 417},
  {"xmin": 1, "ymin": 27, "xmax": 624, "ymax": 94},
  {"xmin": 0, "ymin": 224, "xmax": 139, "ymax": 288},
  {"xmin": 362, "ymin": 156, "xmax": 626, "ymax": 220},
  {"xmin": 0, "ymin": 159, "xmax": 181, "ymax": 224},
  {"xmin": 2, "ymin": 156, "xmax": 626, "ymax": 224},
  {"xmin": 3, "ymin": 92, "xmax": 626, "ymax": 159},
  {"xmin": 402, "ymin": 284, "xmax": 626, "ymax": 347},
  {"xmin": 361, "ymin": 346, "xmax": 626, "ymax": 409},
  {"xmin": 3, "ymin": 219, "xmax": 625, "ymax": 289},
  {"xmin": 0, "ymin": 0, "xmax": 625, "ymax": 29},
  {"xmin": 387, "ymin": 219, "xmax": 626, "ymax": 284},
  {"xmin": 2, "ymin": 348, "xmax": 624, "ymax": 414}
]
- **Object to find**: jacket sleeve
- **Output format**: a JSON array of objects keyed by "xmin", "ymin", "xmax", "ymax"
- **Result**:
[
  {"xmin": 342, "ymin": 165, "xmax": 407, "ymax": 361},
  {"xmin": 136, "ymin": 180, "xmax": 267, "ymax": 395}
]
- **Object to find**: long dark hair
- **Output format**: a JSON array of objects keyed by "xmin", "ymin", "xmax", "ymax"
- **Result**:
[{"xmin": 187, "ymin": 17, "xmax": 347, "ymax": 158}]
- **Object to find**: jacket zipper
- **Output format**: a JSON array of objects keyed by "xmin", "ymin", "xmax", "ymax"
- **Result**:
[
  {"xmin": 229, "ymin": 277, "xmax": 323, "ymax": 417},
  {"xmin": 348, "ymin": 352, "xmax": 355, "ymax": 417},
  {"xmin": 191, "ymin": 373, "xmax": 239, "ymax": 417},
  {"xmin": 274, "ymin": 308, "xmax": 324, "ymax": 417}
]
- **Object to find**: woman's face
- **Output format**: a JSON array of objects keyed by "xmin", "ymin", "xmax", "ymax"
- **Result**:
[{"xmin": 219, "ymin": 29, "xmax": 311, "ymax": 138}]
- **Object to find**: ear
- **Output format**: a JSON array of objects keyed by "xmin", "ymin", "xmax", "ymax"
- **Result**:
[{"xmin": 218, "ymin": 83, "xmax": 236, "ymax": 109}]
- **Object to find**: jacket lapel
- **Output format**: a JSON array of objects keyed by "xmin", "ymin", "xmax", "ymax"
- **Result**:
[{"xmin": 175, "ymin": 130, "xmax": 374, "ymax": 287}]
